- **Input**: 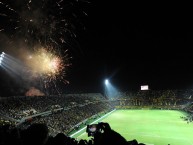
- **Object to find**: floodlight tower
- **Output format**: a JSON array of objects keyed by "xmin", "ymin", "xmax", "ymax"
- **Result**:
[{"xmin": 104, "ymin": 79, "xmax": 109, "ymax": 98}]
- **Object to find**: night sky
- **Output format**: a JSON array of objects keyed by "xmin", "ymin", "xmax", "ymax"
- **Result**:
[
  {"xmin": 1, "ymin": 1, "xmax": 193, "ymax": 96},
  {"xmin": 64, "ymin": 2, "xmax": 193, "ymax": 92}
]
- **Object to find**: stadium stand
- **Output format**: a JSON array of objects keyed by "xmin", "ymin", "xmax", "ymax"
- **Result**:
[{"xmin": 0, "ymin": 89, "xmax": 193, "ymax": 144}]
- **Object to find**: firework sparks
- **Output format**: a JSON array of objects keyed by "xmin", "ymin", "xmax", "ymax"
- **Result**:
[
  {"xmin": 0, "ymin": 0, "xmax": 88, "ymax": 48},
  {"xmin": 26, "ymin": 47, "xmax": 71, "ymax": 83}
]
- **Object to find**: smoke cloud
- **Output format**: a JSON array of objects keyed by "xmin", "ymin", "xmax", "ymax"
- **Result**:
[{"xmin": 25, "ymin": 87, "xmax": 45, "ymax": 96}]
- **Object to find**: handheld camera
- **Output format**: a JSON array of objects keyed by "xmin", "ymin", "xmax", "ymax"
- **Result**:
[
  {"xmin": 86, "ymin": 122, "xmax": 111, "ymax": 137},
  {"xmin": 86, "ymin": 124, "xmax": 99, "ymax": 137}
]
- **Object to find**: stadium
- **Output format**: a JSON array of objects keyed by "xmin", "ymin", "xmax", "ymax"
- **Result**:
[
  {"xmin": 1, "ymin": 1, "xmax": 193, "ymax": 145},
  {"xmin": 1, "ymin": 86, "xmax": 193, "ymax": 145}
]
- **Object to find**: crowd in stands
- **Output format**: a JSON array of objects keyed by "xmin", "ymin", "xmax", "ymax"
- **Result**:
[
  {"xmin": 111, "ymin": 89, "xmax": 193, "ymax": 110},
  {"xmin": 0, "ymin": 89, "xmax": 193, "ymax": 144},
  {"xmin": 0, "ymin": 93, "xmax": 114, "ymax": 134},
  {"xmin": 0, "ymin": 93, "xmax": 104, "ymax": 120}
]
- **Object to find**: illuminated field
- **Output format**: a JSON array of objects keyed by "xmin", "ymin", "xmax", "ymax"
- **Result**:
[{"xmin": 73, "ymin": 110, "xmax": 193, "ymax": 145}]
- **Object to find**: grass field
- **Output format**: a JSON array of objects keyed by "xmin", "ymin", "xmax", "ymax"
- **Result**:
[{"xmin": 72, "ymin": 109, "xmax": 193, "ymax": 145}]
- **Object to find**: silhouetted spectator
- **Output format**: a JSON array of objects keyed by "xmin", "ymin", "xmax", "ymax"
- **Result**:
[{"xmin": 21, "ymin": 123, "xmax": 49, "ymax": 145}]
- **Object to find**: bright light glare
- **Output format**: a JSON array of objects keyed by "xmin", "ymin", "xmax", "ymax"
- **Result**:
[
  {"xmin": 0, "ymin": 54, "xmax": 4, "ymax": 58},
  {"xmin": 104, "ymin": 79, "xmax": 119, "ymax": 98},
  {"xmin": 105, "ymin": 79, "xmax": 109, "ymax": 85},
  {"xmin": 141, "ymin": 85, "xmax": 149, "ymax": 90},
  {"xmin": 0, "ymin": 52, "xmax": 4, "ymax": 65}
]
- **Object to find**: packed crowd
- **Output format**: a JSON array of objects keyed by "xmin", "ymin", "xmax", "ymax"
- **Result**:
[
  {"xmin": 0, "ymin": 93, "xmax": 104, "ymax": 120},
  {"xmin": 111, "ymin": 89, "xmax": 193, "ymax": 110},
  {"xmin": 0, "ymin": 93, "xmax": 114, "ymax": 135}
]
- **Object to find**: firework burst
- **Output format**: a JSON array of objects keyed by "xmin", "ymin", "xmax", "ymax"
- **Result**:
[
  {"xmin": 27, "ymin": 47, "xmax": 71, "ymax": 81},
  {"xmin": 24, "ymin": 46, "xmax": 72, "ymax": 93}
]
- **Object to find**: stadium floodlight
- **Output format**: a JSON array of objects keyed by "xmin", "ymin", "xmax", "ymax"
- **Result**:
[
  {"xmin": 0, "ymin": 53, "xmax": 4, "ymax": 66},
  {"xmin": 105, "ymin": 79, "xmax": 109, "ymax": 85},
  {"xmin": 1, "ymin": 52, "xmax": 5, "ymax": 58}
]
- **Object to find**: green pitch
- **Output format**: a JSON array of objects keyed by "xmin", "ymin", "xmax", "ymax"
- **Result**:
[{"xmin": 72, "ymin": 109, "xmax": 193, "ymax": 145}]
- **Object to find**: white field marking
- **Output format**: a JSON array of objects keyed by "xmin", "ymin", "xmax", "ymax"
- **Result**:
[
  {"xmin": 77, "ymin": 132, "xmax": 86, "ymax": 139},
  {"xmin": 70, "ymin": 109, "xmax": 116, "ymax": 137}
]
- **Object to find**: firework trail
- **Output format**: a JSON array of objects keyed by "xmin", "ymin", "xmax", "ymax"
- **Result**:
[{"xmin": 0, "ymin": 0, "xmax": 88, "ymax": 48}]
